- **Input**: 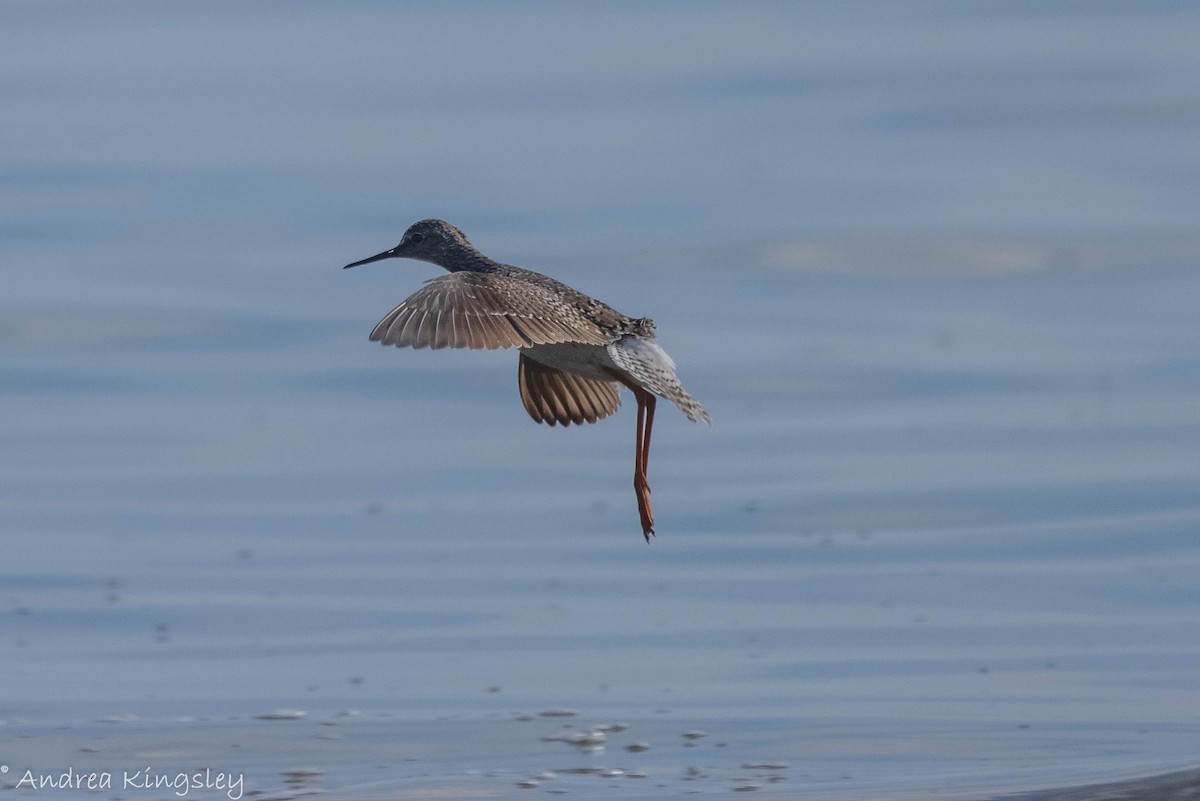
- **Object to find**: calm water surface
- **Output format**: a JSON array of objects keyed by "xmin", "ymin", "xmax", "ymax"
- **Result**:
[{"xmin": 3, "ymin": 3, "xmax": 1199, "ymax": 799}]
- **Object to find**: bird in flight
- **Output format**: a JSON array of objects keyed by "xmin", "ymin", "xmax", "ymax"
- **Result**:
[{"xmin": 345, "ymin": 219, "xmax": 709, "ymax": 541}]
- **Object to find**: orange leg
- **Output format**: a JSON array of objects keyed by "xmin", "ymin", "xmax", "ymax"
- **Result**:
[
  {"xmin": 632, "ymin": 387, "xmax": 657, "ymax": 541},
  {"xmin": 641, "ymin": 391, "xmax": 656, "ymax": 478},
  {"xmin": 605, "ymin": 369, "xmax": 659, "ymax": 541}
]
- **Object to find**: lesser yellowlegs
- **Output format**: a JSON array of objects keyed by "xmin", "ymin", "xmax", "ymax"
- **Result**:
[{"xmin": 345, "ymin": 219, "xmax": 708, "ymax": 541}]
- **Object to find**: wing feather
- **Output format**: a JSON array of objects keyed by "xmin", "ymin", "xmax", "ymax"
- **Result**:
[
  {"xmin": 518, "ymin": 353, "xmax": 621, "ymax": 426},
  {"xmin": 369, "ymin": 271, "xmax": 610, "ymax": 350}
]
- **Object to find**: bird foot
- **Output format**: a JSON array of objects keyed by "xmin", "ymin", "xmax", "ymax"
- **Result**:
[{"xmin": 635, "ymin": 476, "xmax": 654, "ymax": 541}]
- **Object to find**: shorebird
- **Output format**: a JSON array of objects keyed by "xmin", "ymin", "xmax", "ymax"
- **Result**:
[{"xmin": 344, "ymin": 219, "xmax": 709, "ymax": 541}]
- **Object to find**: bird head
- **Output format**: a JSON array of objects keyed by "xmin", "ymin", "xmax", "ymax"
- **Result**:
[{"xmin": 344, "ymin": 219, "xmax": 477, "ymax": 270}]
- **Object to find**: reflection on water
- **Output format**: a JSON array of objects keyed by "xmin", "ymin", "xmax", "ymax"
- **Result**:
[{"xmin": 3, "ymin": 2, "xmax": 1199, "ymax": 799}]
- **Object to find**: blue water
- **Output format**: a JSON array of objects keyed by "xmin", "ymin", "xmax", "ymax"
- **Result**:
[{"xmin": 3, "ymin": 2, "xmax": 1200, "ymax": 799}]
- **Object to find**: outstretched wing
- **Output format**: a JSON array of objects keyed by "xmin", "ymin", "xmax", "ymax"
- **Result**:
[
  {"xmin": 369, "ymin": 271, "xmax": 610, "ymax": 350},
  {"xmin": 517, "ymin": 352, "xmax": 621, "ymax": 426}
]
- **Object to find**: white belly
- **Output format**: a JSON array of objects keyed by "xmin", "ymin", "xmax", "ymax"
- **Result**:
[{"xmin": 521, "ymin": 342, "xmax": 620, "ymax": 382}]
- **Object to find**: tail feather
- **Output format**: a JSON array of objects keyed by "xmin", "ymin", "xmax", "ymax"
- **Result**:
[{"xmin": 607, "ymin": 336, "xmax": 710, "ymax": 424}]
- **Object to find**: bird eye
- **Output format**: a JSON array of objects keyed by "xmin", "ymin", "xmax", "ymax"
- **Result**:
[{"xmin": 409, "ymin": 232, "xmax": 425, "ymax": 244}]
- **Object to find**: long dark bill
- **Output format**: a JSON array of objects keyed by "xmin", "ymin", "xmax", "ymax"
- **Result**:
[{"xmin": 343, "ymin": 248, "xmax": 397, "ymax": 269}]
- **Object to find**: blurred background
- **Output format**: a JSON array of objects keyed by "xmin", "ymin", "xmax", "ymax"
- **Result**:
[{"xmin": 3, "ymin": 2, "xmax": 1199, "ymax": 799}]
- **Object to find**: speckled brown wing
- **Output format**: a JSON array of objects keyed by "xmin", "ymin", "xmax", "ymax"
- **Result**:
[
  {"xmin": 518, "ymin": 352, "xmax": 621, "ymax": 426},
  {"xmin": 369, "ymin": 271, "xmax": 610, "ymax": 350}
]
